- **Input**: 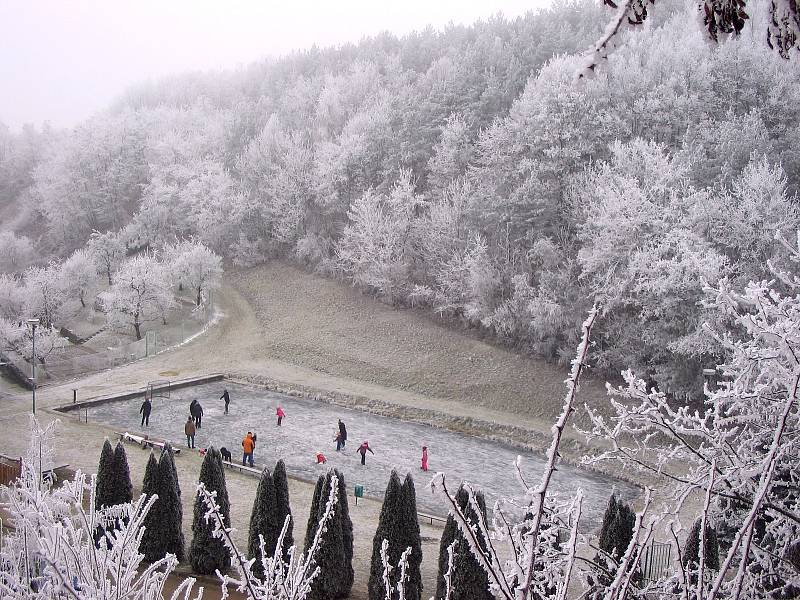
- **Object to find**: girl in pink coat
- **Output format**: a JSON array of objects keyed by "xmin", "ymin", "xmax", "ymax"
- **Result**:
[
  {"xmin": 276, "ymin": 405, "xmax": 285, "ymax": 426},
  {"xmin": 421, "ymin": 446, "xmax": 429, "ymax": 472}
]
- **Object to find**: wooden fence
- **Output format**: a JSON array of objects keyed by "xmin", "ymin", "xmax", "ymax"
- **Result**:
[{"xmin": 0, "ymin": 455, "xmax": 22, "ymax": 486}]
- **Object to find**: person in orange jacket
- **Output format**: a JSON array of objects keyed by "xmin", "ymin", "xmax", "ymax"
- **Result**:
[{"xmin": 242, "ymin": 431, "xmax": 255, "ymax": 467}]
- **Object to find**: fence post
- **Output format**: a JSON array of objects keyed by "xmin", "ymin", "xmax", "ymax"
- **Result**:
[{"xmin": 72, "ymin": 389, "xmax": 77, "ymax": 404}]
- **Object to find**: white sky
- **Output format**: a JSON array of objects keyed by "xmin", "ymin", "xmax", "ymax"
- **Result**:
[{"xmin": 0, "ymin": 0, "xmax": 550, "ymax": 132}]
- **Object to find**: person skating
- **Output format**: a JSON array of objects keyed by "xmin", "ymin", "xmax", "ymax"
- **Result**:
[
  {"xmin": 220, "ymin": 388, "xmax": 230, "ymax": 414},
  {"xmin": 139, "ymin": 396, "xmax": 152, "ymax": 427},
  {"xmin": 242, "ymin": 431, "xmax": 255, "ymax": 467},
  {"xmin": 190, "ymin": 400, "xmax": 203, "ymax": 428},
  {"xmin": 338, "ymin": 419, "xmax": 347, "ymax": 449},
  {"xmin": 276, "ymin": 405, "xmax": 285, "ymax": 426},
  {"xmin": 185, "ymin": 417, "xmax": 196, "ymax": 448},
  {"xmin": 356, "ymin": 440, "xmax": 374, "ymax": 466},
  {"xmin": 251, "ymin": 432, "xmax": 257, "ymax": 462},
  {"xmin": 315, "ymin": 451, "xmax": 327, "ymax": 464},
  {"xmin": 335, "ymin": 430, "xmax": 343, "ymax": 452},
  {"xmin": 421, "ymin": 445, "xmax": 429, "ymax": 472}
]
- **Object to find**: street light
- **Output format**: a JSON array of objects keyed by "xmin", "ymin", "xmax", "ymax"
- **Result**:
[{"xmin": 27, "ymin": 318, "xmax": 39, "ymax": 414}]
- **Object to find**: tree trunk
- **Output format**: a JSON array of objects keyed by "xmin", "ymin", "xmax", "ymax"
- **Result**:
[
  {"xmin": 134, "ymin": 312, "xmax": 142, "ymax": 341},
  {"xmin": 196, "ymin": 287, "xmax": 202, "ymax": 307},
  {"xmin": 106, "ymin": 266, "xmax": 113, "ymax": 286},
  {"xmin": 79, "ymin": 290, "xmax": 86, "ymax": 308}
]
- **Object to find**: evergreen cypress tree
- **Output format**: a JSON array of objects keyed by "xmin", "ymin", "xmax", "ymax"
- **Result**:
[
  {"xmin": 95, "ymin": 440, "xmax": 133, "ymax": 545},
  {"xmin": 335, "ymin": 469, "xmax": 354, "ymax": 597},
  {"xmin": 139, "ymin": 452, "xmax": 161, "ymax": 562},
  {"xmin": 95, "ymin": 439, "xmax": 116, "ymax": 510},
  {"xmin": 273, "ymin": 459, "xmax": 294, "ymax": 560},
  {"xmin": 248, "ymin": 468, "xmax": 279, "ymax": 578},
  {"xmin": 590, "ymin": 493, "xmax": 636, "ymax": 598},
  {"xmin": 368, "ymin": 470, "xmax": 403, "ymax": 600},
  {"xmin": 158, "ymin": 444, "xmax": 185, "ymax": 562},
  {"xmin": 308, "ymin": 470, "xmax": 347, "ymax": 600},
  {"xmin": 189, "ymin": 447, "xmax": 231, "ymax": 575},
  {"xmin": 303, "ymin": 475, "xmax": 325, "ymax": 555},
  {"xmin": 111, "ymin": 441, "xmax": 133, "ymax": 505},
  {"xmin": 435, "ymin": 485, "xmax": 493, "ymax": 600},
  {"xmin": 598, "ymin": 493, "xmax": 634, "ymax": 558},
  {"xmin": 399, "ymin": 474, "xmax": 422, "ymax": 600},
  {"xmin": 598, "ymin": 493, "xmax": 618, "ymax": 555},
  {"xmin": 682, "ymin": 518, "xmax": 720, "ymax": 571}
]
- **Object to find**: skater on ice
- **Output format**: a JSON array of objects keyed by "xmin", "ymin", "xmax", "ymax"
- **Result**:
[
  {"xmin": 139, "ymin": 395, "xmax": 152, "ymax": 427},
  {"xmin": 356, "ymin": 440, "xmax": 374, "ymax": 466},
  {"xmin": 242, "ymin": 431, "xmax": 255, "ymax": 467},
  {"xmin": 220, "ymin": 388, "xmax": 230, "ymax": 414}
]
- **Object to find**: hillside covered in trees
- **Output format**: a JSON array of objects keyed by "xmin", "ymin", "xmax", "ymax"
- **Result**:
[{"xmin": 2, "ymin": 0, "xmax": 799, "ymax": 398}]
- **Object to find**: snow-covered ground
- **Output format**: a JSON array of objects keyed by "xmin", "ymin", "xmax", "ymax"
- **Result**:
[{"xmin": 88, "ymin": 381, "xmax": 637, "ymax": 529}]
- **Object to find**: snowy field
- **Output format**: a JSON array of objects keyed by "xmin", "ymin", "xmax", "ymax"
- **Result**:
[{"xmin": 88, "ymin": 381, "xmax": 637, "ymax": 528}]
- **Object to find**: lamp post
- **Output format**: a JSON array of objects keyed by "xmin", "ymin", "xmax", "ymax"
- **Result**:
[{"xmin": 27, "ymin": 318, "xmax": 39, "ymax": 414}]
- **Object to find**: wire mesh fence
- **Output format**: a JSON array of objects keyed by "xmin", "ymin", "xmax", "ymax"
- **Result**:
[{"xmin": 14, "ymin": 299, "xmax": 217, "ymax": 384}]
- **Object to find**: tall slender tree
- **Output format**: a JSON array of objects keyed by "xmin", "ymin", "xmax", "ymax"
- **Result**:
[
  {"xmin": 435, "ymin": 485, "xmax": 493, "ymax": 600},
  {"xmin": 111, "ymin": 442, "xmax": 133, "ymax": 505},
  {"xmin": 188, "ymin": 447, "xmax": 231, "ymax": 575},
  {"xmin": 335, "ymin": 469, "xmax": 354, "ymax": 596},
  {"xmin": 308, "ymin": 470, "xmax": 348, "ymax": 600},
  {"xmin": 158, "ymin": 444, "xmax": 185, "ymax": 562},
  {"xmin": 273, "ymin": 459, "xmax": 294, "ymax": 560},
  {"xmin": 139, "ymin": 452, "xmax": 160, "ymax": 562},
  {"xmin": 368, "ymin": 470, "xmax": 403, "ymax": 600},
  {"xmin": 248, "ymin": 467, "xmax": 279, "ymax": 578},
  {"xmin": 399, "ymin": 473, "xmax": 422, "ymax": 600},
  {"xmin": 94, "ymin": 439, "xmax": 116, "ymax": 510},
  {"xmin": 303, "ymin": 475, "xmax": 325, "ymax": 555}
]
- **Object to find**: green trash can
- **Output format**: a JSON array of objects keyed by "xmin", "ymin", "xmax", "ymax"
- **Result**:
[{"xmin": 354, "ymin": 485, "xmax": 364, "ymax": 505}]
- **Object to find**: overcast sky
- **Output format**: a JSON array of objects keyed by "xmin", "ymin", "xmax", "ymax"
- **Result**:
[{"xmin": 0, "ymin": 0, "xmax": 550, "ymax": 132}]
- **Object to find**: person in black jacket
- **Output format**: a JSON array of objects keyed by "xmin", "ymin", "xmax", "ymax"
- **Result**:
[
  {"xmin": 190, "ymin": 399, "xmax": 203, "ymax": 428},
  {"xmin": 139, "ymin": 396, "xmax": 152, "ymax": 427},
  {"xmin": 220, "ymin": 388, "xmax": 230, "ymax": 414},
  {"xmin": 338, "ymin": 419, "xmax": 347, "ymax": 449}
]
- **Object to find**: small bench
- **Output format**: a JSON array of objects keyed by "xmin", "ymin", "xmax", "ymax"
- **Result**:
[
  {"xmin": 417, "ymin": 511, "xmax": 447, "ymax": 526},
  {"xmin": 117, "ymin": 432, "xmax": 181, "ymax": 454},
  {"xmin": 221, "ymin": 460, "xmax": 262, "ymax": 476}
]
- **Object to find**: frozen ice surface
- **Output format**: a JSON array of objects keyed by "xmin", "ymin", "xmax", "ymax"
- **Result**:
[{"xmin": 90, "ymin": 381, "xmax": 638, "ymax": 529}]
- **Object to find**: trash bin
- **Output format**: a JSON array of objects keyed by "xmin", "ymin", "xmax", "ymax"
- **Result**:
[{"xmin": 354, "ymin": 485, "xmax": 364, "ymax": 505}]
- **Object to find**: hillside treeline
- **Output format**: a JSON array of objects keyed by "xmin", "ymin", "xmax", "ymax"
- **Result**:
[{"xmin": 2, "ymin": 0, "xmax": 799, "ymax": 397}]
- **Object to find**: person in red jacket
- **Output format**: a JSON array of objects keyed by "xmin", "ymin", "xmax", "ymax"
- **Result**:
[
  {"xmin": 356, "ymin": 440, "xmax": 374, "ymax": 466},
  {"xmin": 421, "ymin": 446, "xmax": 429, "ymax": 472},
  {"xmin": 276, "ymin": 405, "xmax": 285, "ymax": 426}
]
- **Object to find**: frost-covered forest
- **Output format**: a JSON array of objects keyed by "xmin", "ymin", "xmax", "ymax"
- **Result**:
[{"xmin": 2, "ymin": 0, "xmax": 800, "ymax": 398}]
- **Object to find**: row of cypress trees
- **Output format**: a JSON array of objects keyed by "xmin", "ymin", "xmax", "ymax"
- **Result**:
[{"xmin": 94, "ymin": 441, "xmax": 724, "ymax": 596}]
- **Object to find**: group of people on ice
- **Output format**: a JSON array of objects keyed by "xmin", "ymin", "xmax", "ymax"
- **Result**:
[{"xmin": 139, "ymin": 387, "xmax": 431, "ymax": 472}]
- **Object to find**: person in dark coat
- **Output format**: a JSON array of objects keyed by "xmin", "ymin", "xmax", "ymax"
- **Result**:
[
  {"xmin": 338, "ymin": 419, "xmax": 347, "ymax": 449},
  {"xmin": 220, "ymin": 389, "xmax": 230, "ymax": 414},
  {"xmin": 356, "ymin": 440, "xmax": 374, "ymax": 466},
  {"xmin": 190, "ymin": 400, "xmax": 203, "ymax": 428},
  {"xmin": 139, "ymin": 396, "xmax": 152, "ymax": 427}
]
